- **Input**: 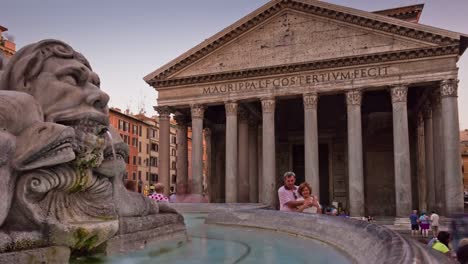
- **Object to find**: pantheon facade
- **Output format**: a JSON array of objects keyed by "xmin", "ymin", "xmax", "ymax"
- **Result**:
[{"xmin": 144, "ymin": 0, "xmax": 468, "ymax": 217}]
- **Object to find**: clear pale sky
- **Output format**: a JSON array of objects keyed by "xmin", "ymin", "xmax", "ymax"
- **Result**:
[{"xmin": 2, "ymin": 0, "xmax": 467, "ymax": 128}]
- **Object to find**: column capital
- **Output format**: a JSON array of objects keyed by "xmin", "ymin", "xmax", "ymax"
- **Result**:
[
  {"xmin": 248, "ymin": 116, "xmax": 259, "ymax": 127},
  {"xmin": 391, "ymin": 85, "xmax": 408, "ymax": 103},
  {"xmin": 261, "ymin": 97, "xmax": 275, "ymax": 113},
  {"xmin": 154, "ymin": 106, "xmax": 172, "ymax": 120},
  {"xmin": 190, "ymin": 104, "xmax": 205, "ymax": 119},
  {"xmin": 417, "ymin": 112, "xmax": 425, "ymax": 126},
  {"xmin": 346, "ymin": 90, "xmax": 362, "ymax": 106},
  {"xmin": 441, "ymin": 79, "xmax": 458, "ymax": 98},
  {"xmin": 225, "ymin": 101, "xmax": 238, "ymax": 116},
  {"xmin": 431, "ymin": 87, "xmax": 442, "ymax": 109},
  {"xmin": 303, "ymin": 93, "xmax": 318, "ymax": 109},
  {"xmin": 423, "ymin": 103, "xmax": 432, "ymax": 119},
  {"xmin": 174, "ymin": 114, "xmax": 189, "ymax": 126},
  {"xmin": 203, "ymin": 128, "xmax": 212, "ymax": 137},
  {"xmin": 238, "ymin": 107, "xmax": 250, "ymax": 121}
]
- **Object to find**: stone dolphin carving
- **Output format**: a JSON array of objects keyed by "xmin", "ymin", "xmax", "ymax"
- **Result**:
[
  {"xmin": 94, "ymin": 127, "xmax": 179, "ymax": 217},
  {"xmin": 0, "ymin": 91, "xmax": 76, "ymax": 227}
]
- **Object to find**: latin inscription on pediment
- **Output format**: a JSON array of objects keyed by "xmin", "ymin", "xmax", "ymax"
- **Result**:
[{"xmin": 173, "ymin": 11, "xmax": 428, "ymax": 78}]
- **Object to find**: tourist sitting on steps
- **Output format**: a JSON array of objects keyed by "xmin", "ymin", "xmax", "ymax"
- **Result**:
[
  {"xmin": 431, "ymin": 231, "xmax": 451, "ymax": 256},
  {"xmin": 295, "ymin": 182, "xmax": 321, "ymax": 214}
]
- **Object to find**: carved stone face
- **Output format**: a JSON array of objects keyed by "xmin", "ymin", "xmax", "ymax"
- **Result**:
[
  {"xmin": 26, "ymin": 57, "xmax": 110, "ymax": 133},
  {"xmin": 13, "ymin": 122, "xmax": 75, "ymax": 171}
]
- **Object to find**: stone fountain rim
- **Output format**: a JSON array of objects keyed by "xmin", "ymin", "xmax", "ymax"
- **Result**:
[{"xmin": 171, "ymin": 203, "xmax": 450, "ymax": 264}]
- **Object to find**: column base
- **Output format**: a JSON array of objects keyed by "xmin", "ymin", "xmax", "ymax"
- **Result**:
[{"xmin": 172, "ymin": 194, "xmax": 209, "ymax": 203}]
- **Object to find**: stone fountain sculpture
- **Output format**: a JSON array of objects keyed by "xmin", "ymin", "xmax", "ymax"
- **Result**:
[{"xmin": 0, "ymin": 40, "xmax": 185, "ymax": 263}]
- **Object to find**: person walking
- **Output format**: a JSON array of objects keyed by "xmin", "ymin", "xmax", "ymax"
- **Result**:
[
  {"xmin": 419, "ymin": 212, "xmax": 431, "ymax": 238},
  {"xmin": 430, "ymin": 211, "xmax": 440, "ymax": 238}
]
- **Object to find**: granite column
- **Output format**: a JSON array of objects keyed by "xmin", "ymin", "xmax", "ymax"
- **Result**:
[
  {"xmin": 261, "ymin": 97, "xmax": 276, "ymax": 208},
  {"xmin": 155, "ymin": 106, "xmax": 171, "ymax": 196},
  {"xmin": 346, "ymin": 90, "xmax": 364, "ymax": 217},
  {"xmin": 303, "ymin": 93, "xmax": 320, "ymax": 197},
  {"xmin": 391, "ymin": 85, "xmax": 412, "ymax": 217},
  {"xmin": 191, "ymin": 104, "xmax": 205, "ymax": 197},
  {"xmin": 441, "ymin": 79, "xmax": 464, "ymax": 214},
  {"xmin": 225, "ymin": 102, "xmax": 238, "ymax": 203},
  {"xmin": 174, "ymin": 114, "xmax": 188, "ymax": 194}
]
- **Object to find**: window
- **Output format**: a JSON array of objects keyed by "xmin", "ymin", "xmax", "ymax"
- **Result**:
[
  {"xmin": 124, "ymin": 172, "xmax": 128, "ymax": 179},
  {"xmin": 146, "ymin": 172, "xmax": 149, "ymax": 181},
  {"xmin": 172, "ymin": 175, "xmax": 177, "ymax": 184},
  {"xmin": 147, "ymin": 128, "xmax": 150, "ymax": 139},
  {"xmin": 125, "ymin": 156, "xmax": 129, "ymax": 164},
  {"xmin": 132, "ymin": 137, "xmax": 138, "ymax": 147},
  {"xmin": 133, "ymin": 156, "xmax": 136, "ymax": 165},
  {"xmin": 171, "ymin": 161, "xmax": 176, "ymax": 170},
  {"xmin": 151, "ymin": 174, "xmax": 158, "ymax": 182},
  {"xmin": 118, "ymin": 120, "xmax": 124, "ymax": 130},
  {"xmin": 132, "ymin": 172, "xmax": 136, "ymax": 180},
  {"xmin": 138, "ymin": 171, "xmax": 141, "ymax": 180},
  {"xmin": 150, "ymin": 157, "xmax": 158, "ymax": 167},
  {"xmin": 171, "ymin": 136, "xmax": 176, "ymax": 144},
  {"xmin": 146, "ymin": 144, "xmax": 149, "ymax": 154},
  {"xmin": 133, "ymin": 125, "xmax": 138, "ymax": 135},
  {"xmin": 151, "ymin": 143, "xmax": 159, "ymax": 152},
  {"xmin": 138, "ymin": 157, "xmax": 141, "ymax": 165},
  {"xmin": 124, "ymin": 122, "xmax": 129, "ymax": 132},
  {"xmin": 138, "ymin": 142, "xmax": 142, "ymax": 153},
  {"xmin": 139, "ymin": 125, "xmax": 142, "ymax": 137},
  {"xmin": 154, "ymin": 129, "xmax": 159, "ymax": 139},
  {"xmin": 171, "ymin": 149, "xmax": 176, "ymax": 156}
]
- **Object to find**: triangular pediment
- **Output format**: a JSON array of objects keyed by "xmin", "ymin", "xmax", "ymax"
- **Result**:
[
  {"xmin": 172, "ymin": 10, "xmax": 430, "ymax": 78},
  {"xmin": 144, "ymin": 0, "xmax": 464, "ymax": 85}
]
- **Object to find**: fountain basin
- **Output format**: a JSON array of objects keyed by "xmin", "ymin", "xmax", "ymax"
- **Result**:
[{"xmin": 75, "ymin": 203, "xmax": 449, "ymax": 263}]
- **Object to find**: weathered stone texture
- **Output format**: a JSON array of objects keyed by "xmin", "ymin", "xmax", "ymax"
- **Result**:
[
  {"xmin": 206, "ymin": 209, "xmax": 450, "ymax": 264},
  {"xmin": 175, "ymin": 11, "xmax": 425, "ymax": 78},
  {"xmin": 0, "ymin": 246, "xmax": 70, "ymax": 264}
]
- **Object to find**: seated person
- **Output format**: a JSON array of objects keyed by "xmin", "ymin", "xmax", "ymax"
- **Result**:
[
  {"xmin": 432, "ymin": 231, "xmax": 451, "ymax": 256},
  {"xmin": 296, "ymin": 182, "xmax": 321, "ymax": 214}
]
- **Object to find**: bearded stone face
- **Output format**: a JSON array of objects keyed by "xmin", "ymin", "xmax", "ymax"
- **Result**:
[{"xmin": 26, "ymin": 57, "xmax": 110, "ymax": 133}]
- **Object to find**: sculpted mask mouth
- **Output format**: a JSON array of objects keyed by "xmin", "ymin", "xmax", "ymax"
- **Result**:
[
  {"xmin": 103, "ymin": 142, "xmax": 128, "ymax": 162},
  {"xmin": 94, "ymin": 141, "xmax": 128, "ymax": 178},
  {"xmin": 56, "ymin": 115, "xmax": 109, "ymax": 136},
  {"xmin": 14, "ymin": 123, "xmax": 76, "ymax": 171}
]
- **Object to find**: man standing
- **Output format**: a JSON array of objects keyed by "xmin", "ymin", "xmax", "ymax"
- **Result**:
[
  {"xmin": 430, "ymin": 211, "xmax": 440, "ymax": 237},
  {"xmin": 278, "ymin": 171, "xmax": 311, "ymax": 211},
  {"xmin": 409, "ymin": 210, "xmax": 419, "ymax": 237}
]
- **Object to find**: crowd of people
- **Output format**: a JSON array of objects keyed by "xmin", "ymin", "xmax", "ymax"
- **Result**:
[
  {"xmin": 409, "ymin": 209, "xmax": 468, "ymax": 263},
  {"xmin": 277, "ymin": 170, "xmax": 468, "ymax": 263}
]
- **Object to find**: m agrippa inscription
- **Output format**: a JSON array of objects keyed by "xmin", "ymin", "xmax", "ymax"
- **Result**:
[{"xmin": 202, "ymin": 66, "xmax": 390, "ymax": 95}]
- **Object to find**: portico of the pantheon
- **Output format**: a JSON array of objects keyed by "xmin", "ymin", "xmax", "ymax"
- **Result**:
[{"xmin": 144, "ymin": 0, "xmax": 468, "ymax": 217}]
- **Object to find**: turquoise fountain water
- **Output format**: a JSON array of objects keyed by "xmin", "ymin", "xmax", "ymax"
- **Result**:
[{"xmin": 73, "ymin": 213, "xmax": 352, "ymax": 264}]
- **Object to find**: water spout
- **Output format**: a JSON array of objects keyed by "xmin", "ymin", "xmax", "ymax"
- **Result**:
[{"xmin": 104, "ymin": 130, "xmax": 117, "ymax": 161}]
